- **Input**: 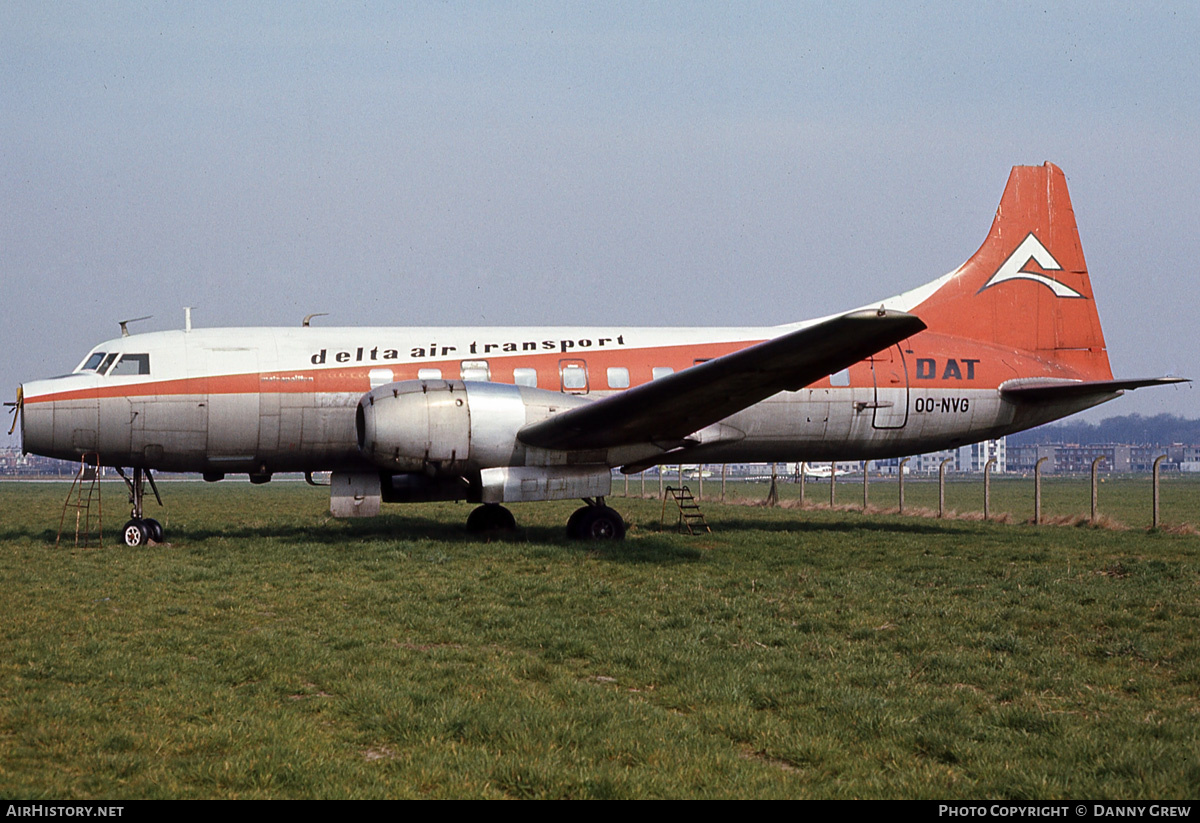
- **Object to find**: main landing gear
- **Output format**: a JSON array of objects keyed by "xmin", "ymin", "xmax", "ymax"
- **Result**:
[
  {"xmin": 463, "ymin": 496, "xmax": 624, "ymax": 542},
  {"xmin": 116, "ymin": 467, "xmax": 165, "ymax": 547},
  {"xmin": 567, "ymin": 499, "xmax": 626, "ymax": 540},
  {"xmin": 464, "ymin": 497, "xmax": 627, "ymax": 540},
  {"xmin": 465, "ymin": 503, "xmax": 517, "ymax": 534}
]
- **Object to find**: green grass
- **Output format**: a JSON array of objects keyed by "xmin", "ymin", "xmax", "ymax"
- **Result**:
[
  {"xmin": 1, "ymin": 479, "xmax": 1198, "ymax": 798},
  {"xmin": 661, "ymin": 473, "xmax": 1200, "ymax": 532}
]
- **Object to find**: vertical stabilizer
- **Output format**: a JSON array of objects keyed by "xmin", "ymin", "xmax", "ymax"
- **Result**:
[{"xmin": 908, "ymin": 163, "xmax": 1113, "ymax": 381}]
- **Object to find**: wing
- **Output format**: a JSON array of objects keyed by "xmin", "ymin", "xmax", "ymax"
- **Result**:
[{"xmin": 518, "ymin": 308, "xmax": 926, "ymax": 452}]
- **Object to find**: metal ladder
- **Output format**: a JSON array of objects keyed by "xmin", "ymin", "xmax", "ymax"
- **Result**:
[
  {"xmin": 58, "ymin": 453, "xmax": 102, "ymax": 547},
  {"xmin": 661, "ymin": 485, "xmax": 711, "ymax": 535}
]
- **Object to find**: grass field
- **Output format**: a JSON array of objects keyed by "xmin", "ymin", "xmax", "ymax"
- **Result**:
[{"xmin": 1, "ymin": 478, "xmax": 1198, "ymax": 799}]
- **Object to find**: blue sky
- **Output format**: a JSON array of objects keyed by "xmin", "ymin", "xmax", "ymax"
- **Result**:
[{"xmin": 4, "ymin": 2, "xmax": 1198, "ymax": 447}]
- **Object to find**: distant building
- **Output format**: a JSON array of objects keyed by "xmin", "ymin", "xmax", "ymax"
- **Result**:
[
  {"xmin": 0, "ymin": 448, "xmax": 81, "ymax": 477},
  {"xmin": 1006, "ymin": 442, "xmax": 1180, "ymax": 474},
  {"xmin": 895, "ymin": 438, "xmax": 1007, "ymax": 474},
  {"xmin": 956, "ymin": 438, "xmax": 1006, "ymax": 473}
]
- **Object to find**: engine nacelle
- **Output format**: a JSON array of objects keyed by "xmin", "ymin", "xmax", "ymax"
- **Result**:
[{"xmin": 355, "ymin": 379, "xmax": 587, "ymax": 475}]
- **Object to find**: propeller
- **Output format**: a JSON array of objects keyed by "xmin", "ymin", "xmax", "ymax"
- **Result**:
[{"xmin": 5, "ymin": 386, "xmax": 21, "ymax": 436}]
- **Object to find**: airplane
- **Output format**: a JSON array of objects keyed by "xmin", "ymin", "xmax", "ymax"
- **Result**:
[
  {"xmin": 14, "ymin": 163, "xmax": 1185, "ymax": 545},
  {"xmin": 798, "ymin": 462, "xmax": 851, "ymax": 479}
]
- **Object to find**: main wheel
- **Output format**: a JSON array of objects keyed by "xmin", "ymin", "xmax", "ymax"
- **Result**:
[
  {"xmin": 142, "ymin": 518, "xmax": 165, "ymax": 544},
  {"xmin": 574, "ymin": 506, "xmax": 626, "ymax": 540},
  {"xmin": 122, "ymin": 519, "xmax": 148, "ymax": 548},
  {"xmin": 466, "ymin": 504, "xmax": 517, "ymax": 534},
  {"xmin": 566, "ymin": 506, "xmax": 591, "ymax": 539}
]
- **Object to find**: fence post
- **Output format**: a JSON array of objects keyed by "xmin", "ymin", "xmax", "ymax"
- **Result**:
[
  {"xmin": 1152, "ymin": 454, "xmax": 1168, "ymax": 529},
  {"xmin": 862, "ymin": 461, "xmax": 869, "ymax": 511},
  {"xmin": 984, "ymin": 456, "xmax": 997, "ymax": 519},
  {"xmin": 1090, "ymin": 456, "xmax": 1105, "ymax": 522},
  {"xmin": 938, "ymin": 457, "xmax": 953, "ymax": 517},
  {"xmin": 830, "ymin": 464, "xmax": 836, "ymax": 508},
  {"xmin": 898, "ymin": 457, "xmax": 910, "ymax": 514},
  {"xmin": 1034, "ymin": 456, "xmax": 1048, "ymax": 525},
  {"xmin": 720, "ymin": 464, "xmax": 726, "ymax": 503}
]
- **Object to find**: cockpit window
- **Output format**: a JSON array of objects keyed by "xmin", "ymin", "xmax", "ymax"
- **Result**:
[
  {"xmin": 80, "ymin": 352, "xmax": 107, "ymax": 371},
  {"xmin": 108, "ymin": 353, "xmax": 150, "ymax": 376},
  {"xmin": 98, "ymin": 353, "xmax": 119, "ymax": 374}
]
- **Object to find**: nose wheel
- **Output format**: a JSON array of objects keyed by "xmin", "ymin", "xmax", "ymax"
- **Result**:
[
  {"xmin": 121, "ymin": 517, "xmax": 165, "ymax": 546},
  {"xmin": 116, "ymin": 467, "xmax": 166, "ymax": 546}
]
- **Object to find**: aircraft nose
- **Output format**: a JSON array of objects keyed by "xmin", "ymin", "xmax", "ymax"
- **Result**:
[
  {"xmin": 17, "ymin": 378, "xmax": 100, "ymax": 461},
  {"xmin": 17, "ymin": 382, "xmax": 48, "ymax": 456}
]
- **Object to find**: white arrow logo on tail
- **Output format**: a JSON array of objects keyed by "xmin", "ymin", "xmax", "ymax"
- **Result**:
[{"xmin": 978, "ymin": 233, "xmax": 1084, "ymax": 298}]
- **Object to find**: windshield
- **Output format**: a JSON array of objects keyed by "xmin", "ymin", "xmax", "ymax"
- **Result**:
[
  {"xmin": 98, "ymin": 353, "xmax": 119, "ymax": 374},
  {"xmin": 79, "ymin": 352, "xmax": 107, "ymax": 372},
  {"xmin": 74, "ymin": 351, "xmax": 151, "ymax": 376}
]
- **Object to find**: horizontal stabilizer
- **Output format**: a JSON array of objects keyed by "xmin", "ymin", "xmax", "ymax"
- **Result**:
[
  {"xmin": 1000, "ymin": 376, "xmax": 1189, "ymax": 403},
  {"xmin": 519, "ymin": 309, "xmax": 926, "ymax": 452}
]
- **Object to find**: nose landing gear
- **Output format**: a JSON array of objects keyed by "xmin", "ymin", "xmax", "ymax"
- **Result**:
[{"xmin": 116, "ymin": 467, "xmax": 166, "ymax": 547}]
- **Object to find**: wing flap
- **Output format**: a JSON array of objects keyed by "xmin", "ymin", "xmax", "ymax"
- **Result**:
[{"xmin": 518, "ymin": 309, "xmax": 925, "ymax": 452}]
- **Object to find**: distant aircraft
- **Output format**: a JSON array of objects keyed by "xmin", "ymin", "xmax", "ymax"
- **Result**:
[
  {"xmin": 15, "ymin": 163, "xmax": 1185, "ymax": 544},
  {"xmin": 799, "ymin": 462, "xmax": 850, "ymax": 479}
]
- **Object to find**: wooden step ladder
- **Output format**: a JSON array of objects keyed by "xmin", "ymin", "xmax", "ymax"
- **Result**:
[
  {"xmin": 661, "ymin": 485, "xmax": 711, "ymax": 535},
  {"xmin": 58, "ymin": 453, "xmax": 102, "ymax": 548}
]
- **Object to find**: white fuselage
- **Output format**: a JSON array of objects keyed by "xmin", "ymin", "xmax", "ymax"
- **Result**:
[{"xmin": 20, "ymin": 323, "xmax": 1107, "ymax": 478}]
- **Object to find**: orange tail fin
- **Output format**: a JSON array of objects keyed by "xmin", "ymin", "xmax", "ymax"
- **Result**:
[{"xmin": 907, "ymin": 162, "xmax": 1114, "ymax": 382}]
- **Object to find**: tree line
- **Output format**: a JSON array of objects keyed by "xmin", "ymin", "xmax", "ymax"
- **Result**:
[{"xmin": 1010, "ymin": 413, "xmax": 1200, "ymax": 447}]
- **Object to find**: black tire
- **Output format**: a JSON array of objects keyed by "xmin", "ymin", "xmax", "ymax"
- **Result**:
[
  {"xmin": 466, "ymin": 504, "xmax": 517, "ymax": 534},
  {"xmin": 566, "ymin": 506, "xmax": 591, "ymax": 540},
  {"xmin": 143, "ymin": 518, "xmax": 165, "ymax": 544},
  {"xmin": 576, "ymin": 506, "xmax": 626, "ymax": 540},
  {"xmin": 122, "ymin": 519, "xmax": 148, "ymax": 548}
]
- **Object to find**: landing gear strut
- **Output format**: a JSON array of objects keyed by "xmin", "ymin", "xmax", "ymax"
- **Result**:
[
  {"xmin": 567, "ymin": 497, "xmax": 626, "ymax": 541},
  {"xmin": 116, "ymin": 467, "xmax": 165, "ymax": 547}
]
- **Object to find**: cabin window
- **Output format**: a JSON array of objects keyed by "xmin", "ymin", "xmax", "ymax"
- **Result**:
[
  {"xmin": 460, "ymin": 360, "xmax": 490, "ymax": 381},
  {"xmin": 369, "ymin": 369, "xmax": 394, "ymax": 389},
  {"xmin": 108, "ymin": 353, "xmax": 150, "ymax": 376},
  {"xmin": 560, "ymin": 359, "xmax": 588, "ymax": 393},
  {"xmin": 607, "ymin": 367, "xmax": 630, "ymax": 389},
  {"xmin": 652, "ymin": 367, "xmax": 674, "ymax": 380},
  {"xmin": 80, "ymin": 352, "xmax": 107, "ymax": 372},
  {"xmin": 830, "ymin": 368, "xmax": 850, "ymax": 387},
  {"xmin": 417, "ymin": 368, "xmax": 442, "ymax": 380},
  {"xmin": 513, "ymin": 368, "xmax": 538, "ymax": 388}
]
